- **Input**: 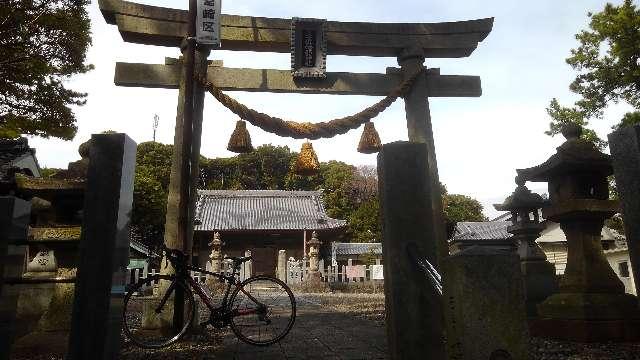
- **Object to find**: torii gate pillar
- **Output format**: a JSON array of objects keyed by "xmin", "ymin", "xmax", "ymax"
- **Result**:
[
  {"xmin": 376, "ymin": 48, "xmax": 449, "ymax": 360},
  {"xmin": 398, "ymin": 47, "xmax": 448, "ymax": 261}
]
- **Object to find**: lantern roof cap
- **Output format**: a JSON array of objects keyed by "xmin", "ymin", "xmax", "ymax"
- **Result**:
[
  {"xmin": 516, "ymin": 124, "xmax": 612, "ymax": 182},
  {"xmin": 494, "ymin": 176, "xmax": 545, "ymax": 212}
]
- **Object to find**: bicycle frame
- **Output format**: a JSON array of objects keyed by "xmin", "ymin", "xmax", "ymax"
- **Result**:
[{"xmin": 179, "ymin": 263, "xmax": 264, "ymax": 319}]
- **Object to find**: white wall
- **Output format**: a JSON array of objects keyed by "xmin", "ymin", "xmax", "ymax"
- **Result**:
[{"xmin": 606, "ymin": 251, "xmax": 637, "ymax": 296}]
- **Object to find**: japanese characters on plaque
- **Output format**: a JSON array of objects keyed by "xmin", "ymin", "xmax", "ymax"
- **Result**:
[
  {"xmin": 196, "ymin": 0, "xmax": 221, "ymax": 46},
  {"xmin": 291, "ymin": 18, "xmax": 327, "ymax": 78}
]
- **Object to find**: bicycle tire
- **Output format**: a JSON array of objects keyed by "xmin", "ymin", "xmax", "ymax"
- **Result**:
[
  {"xmin": 122, "ymin": 274, "xmax": 195, "ymax": 349},
  {"xmin": 229, "ymin": 275, "xmax": 296, "ymax": 346}
]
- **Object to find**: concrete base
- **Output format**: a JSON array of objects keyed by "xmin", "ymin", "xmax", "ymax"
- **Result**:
[
  {"xmin": 534, "ymin": 292, "xmax": 640, "ymax": 342},
  {"xmin": 538, "ymin": 292, "xmax": 639, "ymax": 320},
  {"xmin": 529, "ymin": 318, "xmax": 640, "ymax": 342}
]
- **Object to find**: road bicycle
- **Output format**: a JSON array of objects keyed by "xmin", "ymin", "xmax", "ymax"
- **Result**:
[{"xmin": 122, "ymin": 244, "xmax": 296, "ymax": 349}]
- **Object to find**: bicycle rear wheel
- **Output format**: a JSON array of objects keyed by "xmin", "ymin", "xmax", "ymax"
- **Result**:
[
  {"xmin": 229, "ymin": 275, "xmax": 296, "ymax": 346},
  {"xmin": 122, "ymin": 274, "xmax": 195, "ymax": 349}
]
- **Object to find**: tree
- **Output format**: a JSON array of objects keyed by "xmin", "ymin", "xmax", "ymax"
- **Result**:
[
  {"xmin": 546, "ymin": 0, "xmax": 640, "ymax": 143},
  {"xmin": 131, "ymin": 142, "xmax": 174, "ymax": 246},
  {"xmin": 0, "ymin": 0, "xmax": 92, "ymax": 140},
  {"xmin": 440, "ymin": 183, "xmax": 487, "ymax": 230},
  {"xmin": 443, "ymin": 194, "xmax": 487, "ymax": 223},
  {"xmin": 347, "ymin": 198, "xmax": 381, "ymax": 243}
]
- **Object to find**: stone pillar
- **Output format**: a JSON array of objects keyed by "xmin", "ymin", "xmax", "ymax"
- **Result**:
[
  {"xmin": 378, "ymin": 141, "xmax": 446, "ymax": 359},
  {"xmin": 608, "ymin": 125, "xmax": 640, "ymax": 297},
  {"xmin": 242, "ymin": 250, "xmax": 252, "ymax": 281},
  {"xmin": 208, "ymin": 232, "xmax": 222, "ymax": 273},
  {"xmin": 0, "ymin": 196, "xmax": 30, "ymax": 360},
  {"xmin": 67, "ymin": 133, "xmax": 136, "ymax": 359},
  {"xmin": 277, "ymin": 250, "xmax": 287, "ymax": 282},
  {"xmin": 0, "ymin": 196, "xmax": 30, "ymax": 293},
  {"xmin": 443, "ymin": 247, "xmax": 529, "ymax": 360}
]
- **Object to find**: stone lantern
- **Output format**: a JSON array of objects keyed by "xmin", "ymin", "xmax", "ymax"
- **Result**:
[
  {"xmin": 208, "ymin": 232, "xmax": 222, "ymax": 273},
  {"xmin": 307, "ymin": 231, "xmax": 321, "ymax": 274},
  {"xmin": 494, "ymin": 175, "xmax": 557, "ymax": 318},
  {"xmin": 517, "ymin": 124, "xmax": 639, "ymax": 341}
]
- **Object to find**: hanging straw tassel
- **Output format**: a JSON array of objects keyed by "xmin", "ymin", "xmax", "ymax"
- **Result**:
[
  {"xmin": 295, "ymin": 141, "xmax": 320, "ymax": 176},
  {"xmin": 357, "ymin": 122, "xmax": 382, "ymax": 154},
  {"xmin": 227, "ymin": 120, "xmax": 254, "ymax": 153}
]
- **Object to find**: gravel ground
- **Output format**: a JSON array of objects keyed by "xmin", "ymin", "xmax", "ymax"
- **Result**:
[
  {"xmin": 301, "ymin": 292, "xmax": 386, "ymax": 325},
  {"xmin": 10, "ymin": 291, "xmax": 640, "ymax": 359},
  {"xmin": 302, "ymin": 292, "xmax": 640, "ymax": 360}
]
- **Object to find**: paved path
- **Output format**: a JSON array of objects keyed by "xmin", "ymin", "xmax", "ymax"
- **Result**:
[{"xmin": 212, "ymin": 295, "xmax": 388, "ymax": 360}]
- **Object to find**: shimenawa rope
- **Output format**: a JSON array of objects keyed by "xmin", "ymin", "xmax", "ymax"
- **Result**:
[{"xmin": 199, "ymin": 69, "xmax": 423, "ymax": 140}]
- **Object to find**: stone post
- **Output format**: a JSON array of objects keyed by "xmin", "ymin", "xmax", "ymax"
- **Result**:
[
  {"xmin": 0, "ymin": 196, "xmax": 30, "ymax": 360},
  {"xmin": 208, "ymin": 232, "xmax": 222, "ymax": 273},
  {"xmin": 378, "ymin": 141, "xmax": 446, "ymax": 359},
  {"xmin": 242, "ymin": 250, "xmax": 252, "ymax": 281},
  {"xmin": 277, "ymin": 250, "xmax": 287, "ymax": 282},
  {"xmin": 0, "ymin": 196, "xmax": 30, "ymax": 293},
  {"xmin": 443, "ymin": 246, "xmax": 529, "ymax": 360},
  {"xmin": 608, "ymin": 124, "xmax": 640, "ymax": 297},
  {"xmin": 67, "ymin": 133, "xmax": 136, "ymax": 359},
  {"xmin": 494, "ymin": 177, "xmax": 557, "ymax": 318}
]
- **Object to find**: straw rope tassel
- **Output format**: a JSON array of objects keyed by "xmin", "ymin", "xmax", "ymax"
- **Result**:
[
  {"xmin": 295, "ymin": 141, "xmax": 320, "ymax": 176},
  {"xmin": 357, "ymin": 122, "xmax": 382, "ymax": 154},
  {"xmin": 227, "ymin": 120, "xmax": 254, "ymax": 153}
]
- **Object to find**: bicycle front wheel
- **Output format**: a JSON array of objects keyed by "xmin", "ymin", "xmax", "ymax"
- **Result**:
[
  {"xmin": 229, "ymin": 275, "xmax": 296, "ymax": 346},
  {"xmin": 122, "ymin": 274, "xmax": 195, "ymax": 349}
]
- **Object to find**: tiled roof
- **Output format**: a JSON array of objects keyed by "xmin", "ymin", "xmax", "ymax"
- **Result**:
[
  {"xmin": 332, "ymin": 242, "xmax": 382, "ymax": 256},
  {"xmin": 194, "ymin": 190, "xmax": 347, "ymax": 231},
  {"xmin": 453, "ymin": 221, "xmax": 511, "ymax": 241}
]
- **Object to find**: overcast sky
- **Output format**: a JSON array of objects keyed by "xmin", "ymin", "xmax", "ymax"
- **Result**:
[{"xmin": 27, "ymin": 0, "xmax": 633, "ymax": 219}]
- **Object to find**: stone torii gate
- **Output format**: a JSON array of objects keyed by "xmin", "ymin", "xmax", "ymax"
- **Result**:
[{"xmin": 99, "ymin": 0, "xmax": 492, "ymax": 358}]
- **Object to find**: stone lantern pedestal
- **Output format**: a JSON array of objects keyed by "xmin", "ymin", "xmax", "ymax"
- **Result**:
[{"xmin": 519, "ymin": 124, "xmax": 640, "ymax": 342}]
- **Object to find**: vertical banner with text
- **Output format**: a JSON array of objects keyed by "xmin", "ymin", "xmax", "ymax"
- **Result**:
[{"xmin": 196, "ymin": 0, "xmax": 221, "ymax": 46}]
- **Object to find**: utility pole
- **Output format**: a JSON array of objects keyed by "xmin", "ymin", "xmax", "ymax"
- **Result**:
[{"xmin": 153, "ymin": 114, "xmax": 159, "ymax": 142}]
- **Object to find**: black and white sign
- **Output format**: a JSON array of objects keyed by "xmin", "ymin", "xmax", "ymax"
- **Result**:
[
  {"xmin": 291, "ymin": 18, "xmax": 327, "ymax": 78},
  {"xmin": 197, "ymin": 0, "xmax": 221, "ymax": 46}
]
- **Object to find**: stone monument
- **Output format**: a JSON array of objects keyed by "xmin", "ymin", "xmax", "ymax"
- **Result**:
[{"xmin": 443, "ymin": 246, "xmax": 529, "ymax": 360}]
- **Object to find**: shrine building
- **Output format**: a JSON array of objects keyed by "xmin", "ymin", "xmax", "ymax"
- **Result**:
[{"xmin": 193, "ymin": 190, "xmax": 347, "ymax": 276}]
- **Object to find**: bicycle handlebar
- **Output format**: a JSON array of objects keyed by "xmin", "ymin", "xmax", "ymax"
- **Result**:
[{"xmin": 148, "ymin": 244, "xmax": 188, "ymax": 269}]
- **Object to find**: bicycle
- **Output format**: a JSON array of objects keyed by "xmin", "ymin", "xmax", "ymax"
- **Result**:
[{"xmin": 122, "ymin": 244, "xmax": 296, "ymax": 349}]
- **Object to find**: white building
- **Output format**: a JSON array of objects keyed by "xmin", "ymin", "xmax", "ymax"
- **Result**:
[{"xmin": 450, "ymin": 217, "xmax": 636, "ymax": 296}]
